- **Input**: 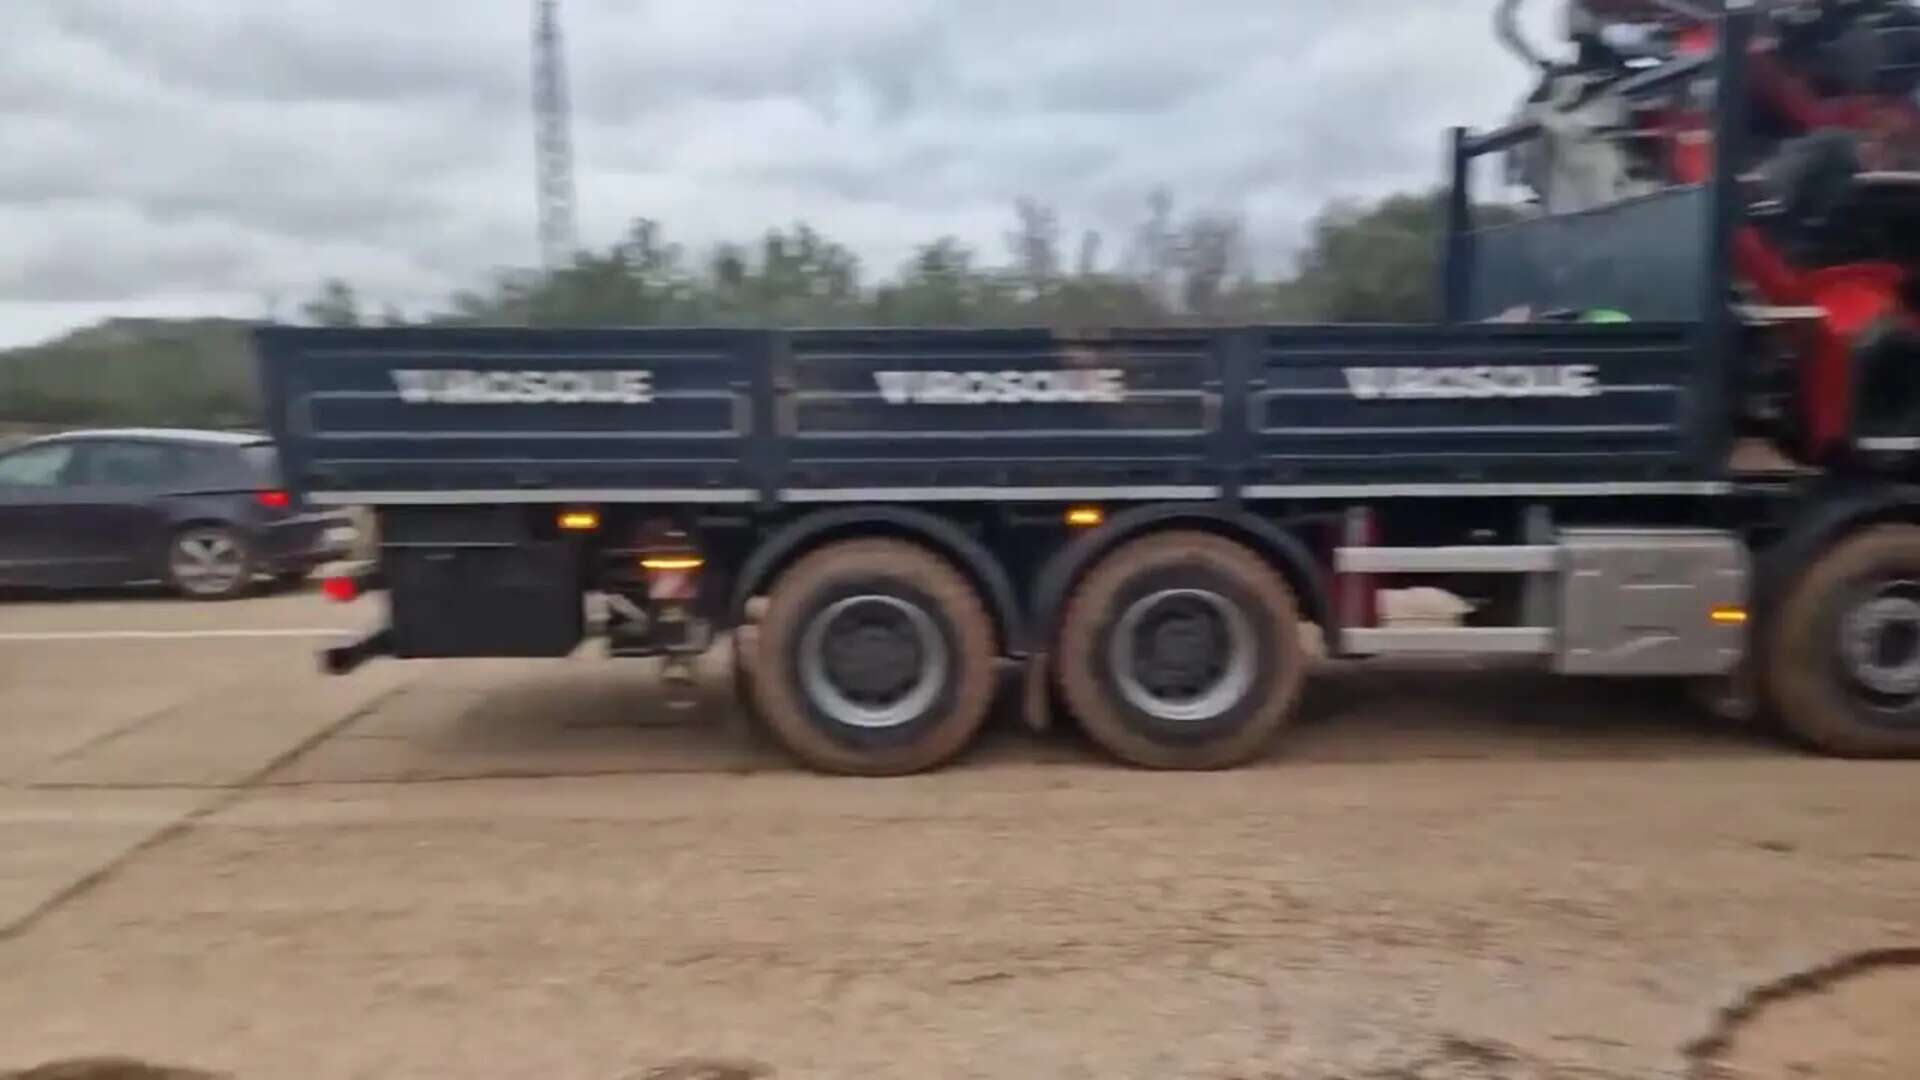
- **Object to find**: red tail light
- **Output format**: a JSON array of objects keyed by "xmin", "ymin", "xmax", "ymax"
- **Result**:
[
  {"xmin": 321, "ymin": 576, "xmax": 359, "ymax": 603},
  {"xmin": 255, "ymin": 489, "xmax": 292, "ymax": 511}
]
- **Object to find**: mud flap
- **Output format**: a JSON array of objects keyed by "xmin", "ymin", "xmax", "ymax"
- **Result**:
[
  {"xmin": 1850, "ymin": 318, "xmax": 1920, "ymax": 466},
  {"xmin": 1021, "ymin": 652, "xmax": 1054, "ymax": 734},
  {"xmin": 322, "ymin": 626, "xmax": 394, "ymax": 676}
]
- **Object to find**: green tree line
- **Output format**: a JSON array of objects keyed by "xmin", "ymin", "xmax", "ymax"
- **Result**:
[{"xmin": 0, "ymin": 190, "xmax": 1476, "ymax": 428}]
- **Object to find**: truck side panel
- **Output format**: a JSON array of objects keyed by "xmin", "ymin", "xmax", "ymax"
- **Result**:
[
  {"xmin": 1252, "ymin": 323, "xmax": 1704, "ymax": 489},
  {"xmin": 258, "ymin": 322, "xmax": 1722, "ymax": 506},
  {"xmin": 781, "ymin": 328, "xmax": 1221, "ymax": 496},
  {"xmin": 258, "ymin": 327, "xmax": 756, "ymax": 503}
]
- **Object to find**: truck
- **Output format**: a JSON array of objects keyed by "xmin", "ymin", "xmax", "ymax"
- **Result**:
[{"xmin": 259, "ymin": 2, "xmax": 1920, "ymax": 774}]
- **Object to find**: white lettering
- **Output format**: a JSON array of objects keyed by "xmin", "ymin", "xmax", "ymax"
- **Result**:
[
  {"xmin": 614, "ymin": 370, "xmax": 654, "ymax": 405},
  {"xmin": 871, "ymin": 368, "xmax": 1128, "ymax": 405},
  {"xmin": 874, "ymin": 371, "xmax": 917, "ymax": 405},
  {"xmin": 1342, "ymin": 365, "xmax": 1602, "ymax": 401},
  {"xmin": 389, "ymin": 369, "xmax": 656, "ymax": 405},
  {"xmin": 392, "ymin": 369, "xmax": 437, "ymax": 405}
]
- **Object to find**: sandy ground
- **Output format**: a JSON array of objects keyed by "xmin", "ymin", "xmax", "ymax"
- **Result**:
[{"xmin": 1, "ymin": 590, "xmax": 1917, "ymax": 1079}]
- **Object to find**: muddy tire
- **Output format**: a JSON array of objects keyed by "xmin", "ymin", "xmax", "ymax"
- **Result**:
[
  {"xmin": 748, "ymin": 539, "xmax": 996, "ymax": 776},
  {"xmin": 730, "ymin": 626, "xmax": 764, "ymax": 728},
  {"xmin": 1056, "ymin": 531, "xmax": 1306, "ymax": 770},
  {"xmin": 1768, "ymin": 525, "xmax": 1920, "ymax": 757}
]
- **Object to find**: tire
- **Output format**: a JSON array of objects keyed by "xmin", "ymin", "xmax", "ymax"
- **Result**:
[
  {"xmin": 166, "ymin": 525, "xmax": 255, "ymax": 601},
  {"xmin": 730, "ymin": 625, "xmax": 767, "ymax": 731},
  {"xmin": 1768, "ymin": 524, "xmax": 1920, "ymax": 757},
  {"xmin": 748, "ymin": 539, "xmax": 997, "ymax": 776},
  {"xmin": 1057, "ymin": 531, "xmax": 1305, "ymax": 770}
]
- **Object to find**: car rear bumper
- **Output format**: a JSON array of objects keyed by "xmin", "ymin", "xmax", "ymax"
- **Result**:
[{"xmin": 259, "ymin": 512, "xmax": 359, "ymax": 574}]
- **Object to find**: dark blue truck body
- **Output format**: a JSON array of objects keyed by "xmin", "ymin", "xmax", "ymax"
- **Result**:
[{"xmin": 256, "ymin": 320, "xmax": 1727, "ymax": 509}]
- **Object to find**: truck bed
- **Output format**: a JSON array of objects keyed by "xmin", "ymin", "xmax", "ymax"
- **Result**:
[{"xmin": 255, "ymin": 321, "xmax": 1724, "ymax": 506}]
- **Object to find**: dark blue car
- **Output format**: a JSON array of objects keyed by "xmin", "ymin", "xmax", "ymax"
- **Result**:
[{"xmin": 0, "ymin": 428, "xmax": 354, "ymax": 599}]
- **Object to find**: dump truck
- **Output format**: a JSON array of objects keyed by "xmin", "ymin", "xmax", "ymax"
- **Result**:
[{"xmin": 259, "ymin": 2, "xmax": 1920, "ymax": 774}]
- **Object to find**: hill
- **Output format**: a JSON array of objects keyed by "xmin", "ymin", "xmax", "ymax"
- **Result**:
[{"xmin": 0, "ymin": 318, "xmax": 261, "ymax": 428}]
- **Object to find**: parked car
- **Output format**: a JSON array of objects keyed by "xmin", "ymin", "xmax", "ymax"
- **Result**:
[{"xmin": 0, "ymin": 429, "xmax": 355, "ymax": 599}]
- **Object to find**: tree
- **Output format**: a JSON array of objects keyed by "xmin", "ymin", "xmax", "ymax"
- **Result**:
[
  {"xmin": 873, "ymin": 239, "xmax": 1016, "ymax": 326},
  {"xmin": 738, "ymin": 225, "xmax": 863, "ymax": 325},
  {"xmin": 1006, "ymin": 198, "xmax": 1062, "ymax": 303},
  {"xmin": 1282, "ymin": 191, "xmax": 1518, "ymax": 323},
  {"xmin": 1176, "ymin": 212, "xmax": 1247, "ymax": 319},
  {"xmin": 300, "ymin": 279, "xmax": 361, "ymax": 327},
  {"xmin": 3, "ymin": 186, "xmax": 1527, "ymax": 430},
  {"xmin": 1128, "ymin": 187, "xmax": 1178, "ymax": 308}
]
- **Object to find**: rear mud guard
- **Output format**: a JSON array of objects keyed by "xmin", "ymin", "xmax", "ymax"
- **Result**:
[{"xmin": 322, "ymin": 626, "xmax": 394, "ymax": 676}]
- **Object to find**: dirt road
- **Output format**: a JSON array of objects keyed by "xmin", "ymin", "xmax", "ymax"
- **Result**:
[{"xmin": 1, "ymin": 591, "xmax": 1916, "ymax": 1079}]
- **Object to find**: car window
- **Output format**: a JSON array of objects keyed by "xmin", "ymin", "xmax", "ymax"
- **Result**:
[
  {"xmin": 240, "ymin": 444, "xmax": 281, "ymax": 485},
  {"xmin": 73, "ymin": 441, "xmax": 190, "ymax": 488},
  {"xmin": 175, "ymin": 445, "xmax": 243, "ymax": 487},
  {"xmin": 0, "ymin": 443, "xmax": 78, "ymax": 488}
]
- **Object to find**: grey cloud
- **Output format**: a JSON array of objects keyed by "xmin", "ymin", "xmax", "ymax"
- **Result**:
[
  {"xmin": 43, "ymin": 0, "xmax": 524, "ymax": 110},
  {"xmin": 1, "ymin": 0, "xmax": 1548, "ymax": 346}
]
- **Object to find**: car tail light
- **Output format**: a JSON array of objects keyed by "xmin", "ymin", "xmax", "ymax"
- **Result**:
[
  {"xmin": 321, "ymin": 576, "xmax": 359, "ymax": 603},
  {"xmin": 255, "ymin": 489, "xmax": 292, "ymax": 511}
]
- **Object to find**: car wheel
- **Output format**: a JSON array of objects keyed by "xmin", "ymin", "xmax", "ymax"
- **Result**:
[{"xmin": 167, "ymin": 525, "xmax": 255, "ymax": 601}]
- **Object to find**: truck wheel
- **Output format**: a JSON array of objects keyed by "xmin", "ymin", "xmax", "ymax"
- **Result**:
[
  {"xmin": 1056, "ymin": 531, "xmax": 1305, "ymax": 769},
  {"xmin": 749, "ymin": 539, "xmax": 996, "ymax": 775},
  {"xmin": 1769, "ymin": 525, "xmax": 1920, "ymax": 757}
]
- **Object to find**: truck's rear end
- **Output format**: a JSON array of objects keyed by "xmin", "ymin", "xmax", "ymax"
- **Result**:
[{"xmin": 256, "ymin": 326, "xmax": 754, "ymax": 667}]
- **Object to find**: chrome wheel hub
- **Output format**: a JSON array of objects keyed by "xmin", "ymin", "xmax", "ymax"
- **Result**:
[
  {"xmin": 1841, "ymin": 584, "xmax": 1920, "ymax": 698},
  {"xmin": 1110, "ymin": 588, "xmax": 1255, "ymax": 723},
  {"xmin": 172, "ymin": 533, "xmax": 245, "ymax": 595},
  {"xmin": 798, "ymin": 595, "xmax": 948, "ymax": 729}
]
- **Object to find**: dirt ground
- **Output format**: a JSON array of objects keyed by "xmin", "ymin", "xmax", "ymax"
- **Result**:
[{"xmin": 1, "ymin": 590, "xmax": 1917, "ymax": 1079}]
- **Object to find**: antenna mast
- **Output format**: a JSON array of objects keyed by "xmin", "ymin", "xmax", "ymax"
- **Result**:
[{"xmin": 532, "ymin": 0, "xmax": 579, "ymax": 269}]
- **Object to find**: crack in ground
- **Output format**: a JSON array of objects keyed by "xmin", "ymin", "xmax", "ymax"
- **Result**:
[
  {"xmin": 0, "ymin": 684, "xmax": 409, "ymax": 943},
  {"xmin": 1682, "ymin": 946, "xmax": 1920, "ymax": 1079}
]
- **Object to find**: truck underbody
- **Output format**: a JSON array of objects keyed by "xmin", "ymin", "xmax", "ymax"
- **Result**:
[{"xmin": 258, "ymin": 3, "xmax": 1920, "ymax": 774}]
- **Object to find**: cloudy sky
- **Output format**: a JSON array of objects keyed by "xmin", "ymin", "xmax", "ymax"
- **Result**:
[{"xmin": 1, "ymin": 0, "xmax": 1559, "ymax": 348}]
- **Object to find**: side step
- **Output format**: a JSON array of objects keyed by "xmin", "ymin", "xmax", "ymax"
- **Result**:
[
  {"xmin": 1343, "ymin": 627, "xmax": 1552, "ymax": 656},
  {"xmin": 1337, "ymin": 546, "xmax": 1556, "ymax": 574},
  {"xmin": 1334, "ymin": 529, "xmax": 1747, "ymax": 676}
]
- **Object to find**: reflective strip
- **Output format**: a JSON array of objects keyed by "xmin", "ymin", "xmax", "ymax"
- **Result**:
[
  {"xmin": 779, "ymin": 486, "xmax": 1220, "ymax": 503},
  {"xmin": 1857, "ymin": 438, "xmax": 1920, "ymax": 452},
  {"xmin": 1345, "ymin": 627, "xmax": 1555, "ymax": 656},
  {"xmin": 1244, "ymin": 481, "xmax": 1730, "ymax": 499},
  {"xmin": 0, "ymin": 629, "xmax": 354, "ymax": 642},
  {"xmin": 307, "ymin": 481, "xmax": 1726, "ymax": 507},
  {"xmin": 1337, "ymin": 545, "xmax": 1561, "ymax": 574},
  {"xmin": 308, "ymin": 489, "xmax": 757, "ymax": 506}
]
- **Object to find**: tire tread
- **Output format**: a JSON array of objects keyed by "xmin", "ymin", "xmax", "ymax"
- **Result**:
[{"xmin": 1768, "ymin": 523, "xmax": 1920, "ymax": 758}]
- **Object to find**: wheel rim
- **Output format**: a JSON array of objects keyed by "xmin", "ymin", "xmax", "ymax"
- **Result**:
[
  {"xmin": 1110, "ymin": 588, "xmax": 1256, "ymax": 723},
  {"xmin": 172, "ymin": 532, "xmax": 245, "ymax": 595},
  {"xmin": 1840, "ymin": 580, "xmax": 1920, "ymax": 710},
  {"xmin": 798, "ymin": 595, "xmax": 949, "ymax": 729}
]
